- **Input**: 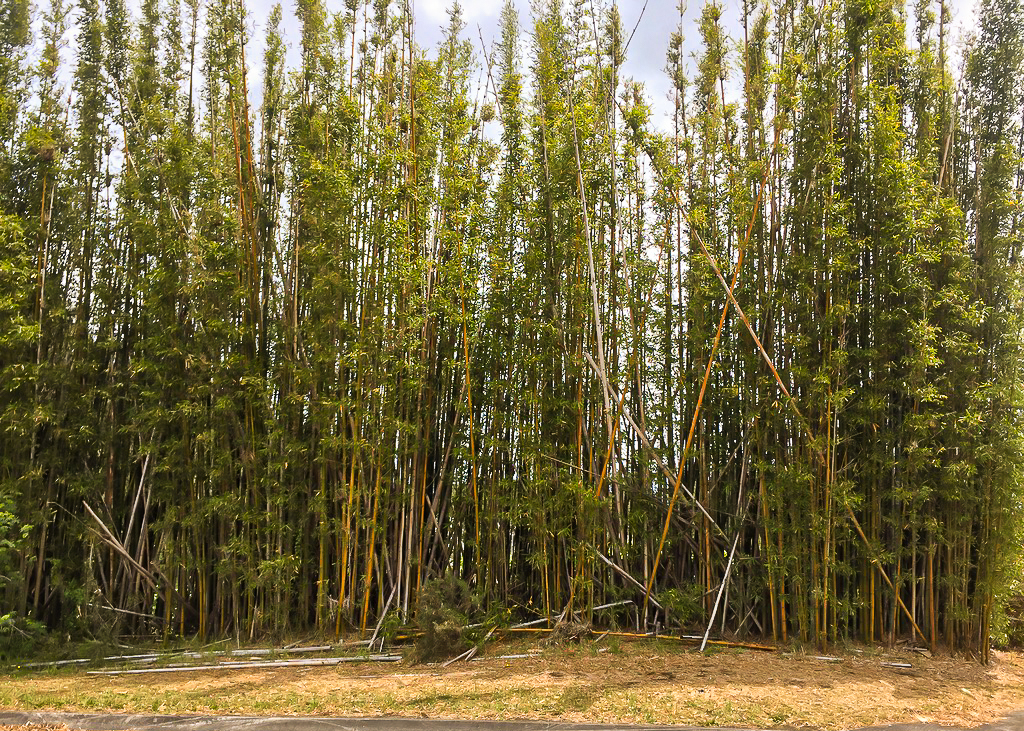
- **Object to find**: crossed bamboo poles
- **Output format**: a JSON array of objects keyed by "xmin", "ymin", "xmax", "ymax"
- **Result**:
[
  {"xmin": 566, "ymin": 95, "xmax": 927, "ymax": 646},
  {"xmin": 665, "ymin": 182, "xmax": 927, "ymax": 645}
]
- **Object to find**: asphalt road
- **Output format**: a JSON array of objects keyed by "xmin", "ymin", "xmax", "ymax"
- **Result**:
[{"xmin": 1, "ymin": 712, "xmax": 1023, "ymax": 731}]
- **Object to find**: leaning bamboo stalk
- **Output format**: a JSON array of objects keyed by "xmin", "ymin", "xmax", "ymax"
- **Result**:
[
  {"xmin": 592, "ymin": 548, "xmax": 664, "ymax": 611},
  {"xmin": 843, "ymin": 503, "xmax": 927, "ymax": 643},
  {"xmin": 640, "ymin": 122, "xmax": 782, "ymax": 618},
  {"xmin": 111, "ymin": 430, "xmax": 154, "ymax": 596},
  {"xmin": 457, "ymin": 240, "xmax": 481, "ymax": 582},
  {"xmin": 368, "ymin": 585, "xmax": 398, "ymax": 651},
  {"xmin": 700, "ymin": 441, "xmax": 750, "ymax": 653},
  {"xmin": 83, "ymin": 503, "xmax": 158, "ymax": 593},
  {"xmin": 700, "ymin": 532, "xmax": 739, "ymax": 654},
  {"xmin": 360, "ymin": 465, "xmax": 383, "ymax": 634},
  {"xmin": 562, "ymin": 66, "xmax": 613, "ymax": 621},
  {"xmin": 565, "ymin": 71, "xmax": 613, "ymax": 427}
]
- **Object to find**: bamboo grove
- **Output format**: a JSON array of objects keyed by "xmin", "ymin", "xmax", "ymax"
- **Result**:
[{"xmin": 0, "ymin": 0, "xmax": 1022, "ymax": 658}]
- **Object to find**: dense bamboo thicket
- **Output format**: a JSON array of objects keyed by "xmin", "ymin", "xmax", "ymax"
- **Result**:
[{"xmin": 0, "ymin": 0, "xmax": 1022, "ymax": 657}]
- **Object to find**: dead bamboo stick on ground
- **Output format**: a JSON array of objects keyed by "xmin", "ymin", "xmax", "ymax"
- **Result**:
[
  {"xmin": 441, "ymin": 647, "xmax": 475, "ymax": 667},
  {"xmin": 86, "ymin": 655, "xmax": 402, "ymax": 675},
  {"xmin": 470, "ymin": 615, "xmax": 552, "ymax": 630},
  {"xmin": 442, "ymin": 627, "xmax": 496, "ymax": 667},
  {"xmin": 21, "ymin": 644, "xmax": 339, "ymax": 670},
  {"xmin": 500, "ymin": 626, "xmax": 775, "ymax": 651},
  {"xmin": 22, "ymin": 658, "xmax": 92, "ymax": 668},
  {"xmin": 218, "ymin": 646, "xmax": 334, "ymax": 657},
  {"xmin": 177, "ymin": 646, "xmax": 335, "ymax": 660}
]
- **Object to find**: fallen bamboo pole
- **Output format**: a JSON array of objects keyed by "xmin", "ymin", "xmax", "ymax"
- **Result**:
[
  {"xmin": 500, "ymin": 626, "xmax": 775, "ymax": 651},
  {"xmin": 86, "ymin": 655, "xmax": 402, "ymax": 675},
  {"xmin": 509, "ymin": 617, "xmax": 551, "ymax": 629},
  {"xmin": 20, "ymin": 644, "xmax": 339, "ymax": 670},
  {"xmin": 21, "ymin": 658, "xmax": 92, "ymax": 668}
]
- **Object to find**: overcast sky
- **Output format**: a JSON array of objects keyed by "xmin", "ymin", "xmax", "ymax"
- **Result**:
[{"xmin": 238, "ymin": 0, "xmax": 980, "ymax": 134}]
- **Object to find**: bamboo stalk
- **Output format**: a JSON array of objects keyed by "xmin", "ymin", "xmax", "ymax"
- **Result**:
[{"xmin": 87, "ymin": 656, "xmax": 403, "ymax": 675}]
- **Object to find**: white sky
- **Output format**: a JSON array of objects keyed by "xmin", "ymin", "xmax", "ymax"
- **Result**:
[
  {"xmin": 36, "ymin": 0, "xmax": 980, "ymax": 136},
  {"xmin": 238, "ymin": 0, "xmax": 980, "ymax": 134}
]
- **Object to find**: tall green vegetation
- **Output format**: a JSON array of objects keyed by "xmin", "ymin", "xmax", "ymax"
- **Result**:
[{"xmin": 0, "ymin": 0, "xmax": 1020, "ymax": 657}]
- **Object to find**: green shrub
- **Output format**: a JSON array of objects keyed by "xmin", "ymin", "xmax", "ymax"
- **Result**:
[{"xmin": 0, "ymin": 612, "xmax": 46, "ymax": 663}]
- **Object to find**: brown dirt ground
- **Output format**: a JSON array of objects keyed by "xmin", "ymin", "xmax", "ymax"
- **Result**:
[{"xmin": 3, "ymin": 641, "xmax": 1024, "ymax": 729}]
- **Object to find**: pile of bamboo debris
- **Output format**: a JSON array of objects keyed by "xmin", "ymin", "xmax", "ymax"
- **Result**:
[
  {"xmin": 10, "ymin": 629, "xmax": 767, "ymax": 676},
  {"xmin": 12, "ymin": 622, "xmax": 920, "ymax": 675}
]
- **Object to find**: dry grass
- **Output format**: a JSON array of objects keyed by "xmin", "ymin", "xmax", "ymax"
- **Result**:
[{"xmin": 2, "ymin": 641, "xmax": 1024, "ymax": 729}]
